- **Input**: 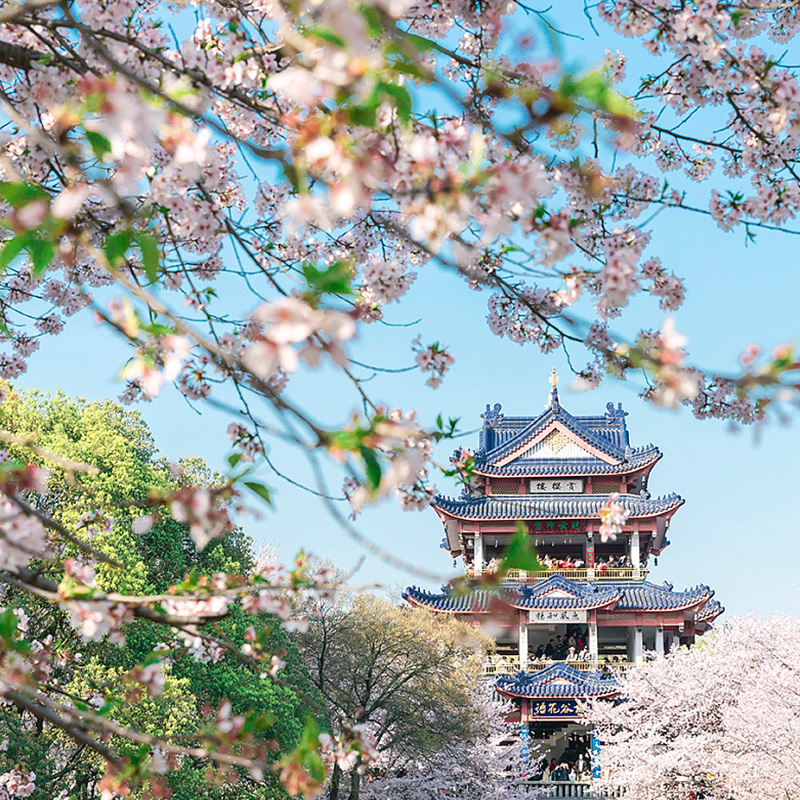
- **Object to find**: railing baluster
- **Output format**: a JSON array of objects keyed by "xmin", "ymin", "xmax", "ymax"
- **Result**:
[{"xmin": 467, "ymin": 567, "xmax": 648, "ymax": 581}]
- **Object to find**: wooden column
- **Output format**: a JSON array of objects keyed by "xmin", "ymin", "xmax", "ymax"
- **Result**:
[
  {"xmin": 474, "ymin": 530, "xmax": 484, "ymax": 573},
  {"xmin": 630, "ymin": 531, "xmax": 640, "ymax": 578},
  {"xmin": 588, "ymin": 610, "xmax": 598, "ymax": 660},
  {"xmin": 519, "ymin": 612, "xmax": 529, "ymax": 669}
]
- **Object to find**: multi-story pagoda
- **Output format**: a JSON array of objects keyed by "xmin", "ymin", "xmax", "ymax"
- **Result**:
[{"xmin": 403, "ymin": 373, "xmax": 723, "ymax": 783}]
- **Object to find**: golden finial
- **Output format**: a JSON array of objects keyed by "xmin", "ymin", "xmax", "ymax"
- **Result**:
[{"xmin": 547, "ymin": 367, "xmax": 559, "ymax": 407}]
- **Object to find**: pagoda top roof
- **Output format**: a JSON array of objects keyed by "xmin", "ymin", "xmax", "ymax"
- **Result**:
[
  {"xmin": 494, "ymin": 662, "xmax": 620, "ymax": 699},
  {"xmin": 403, "ymin": 575, "xmax": 714, "ymax": 614},
  {"xmin": 432, "ymin": 492, "xmax": 684, "ymax": 521},
  {"xmin": 475, "ymin": 393, "xmax": 661, "ymax": 478}
]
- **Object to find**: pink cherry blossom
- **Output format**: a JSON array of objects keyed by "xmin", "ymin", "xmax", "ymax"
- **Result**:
[{"xmin": 598, "ymin": 493, "xmax": 629, "ymax": 542}]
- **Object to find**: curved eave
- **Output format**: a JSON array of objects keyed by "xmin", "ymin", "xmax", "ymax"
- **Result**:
[
  {"xmin": 511, "ymin": 595, "xmax": 621, "ymax": 612},
  {"xmin": 403, "ymin": 593, "xmax": 618, "ymax": 614},
  {"xmin": 473, "ymin": 450, "xmax": 662, "ymax": 478},
  {"xmin": 402, "ymin": 590, "xmax": 489, "ymax": 615},
  {"xmin": 432, "ymin": 494, "xmax": 685, "ymax": 522},
  {"xmin": 697, "ymin": 600, "xmax": 725, "ymax": 626},
  {"xmin": 616, "ymin": 586, "xmax": 714, "ymax": 613},
  {"xmin": 496, "ymin": 685, "xmax": 620, "ymax": 700},
  {"xmin": 620, "ymin": 596, "xmax": 711, "ymax": 613},
  {"xmin": 494, "ymin": 668, "xmax": 621, "ymax": 700}
]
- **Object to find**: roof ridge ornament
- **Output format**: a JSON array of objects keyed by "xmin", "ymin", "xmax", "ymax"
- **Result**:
[
  {"xmin": 605, "ymin": 401, "xmax": 628, "ymax": 422},
  {"xmin": 547, "ymin": 367, "xmax": 560, "ymax": 408},
  {"xmin": 481, "ymin": 403, "xmax": 504, "ymax": 428}
]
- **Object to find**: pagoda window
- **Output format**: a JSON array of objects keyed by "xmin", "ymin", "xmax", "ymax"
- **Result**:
[
  {"xmin": 491, "ymin": 479, "xmax": 524, "ymax": 495},
  {"xmin": 597, "ymin": 627, "xmax": 630, "ymax": 662},
  {"xmin": 592, "ymin": 482, "xmax": 622, "ymax": 494}
]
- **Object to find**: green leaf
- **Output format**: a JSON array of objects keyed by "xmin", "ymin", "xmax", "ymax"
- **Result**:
[
  {"xmin": 306, "ymin": 25, "xmax": 346, "ymax": 48},
  {"xmin": 0, "ymin": 608, "xmax": 18, "ymax": 644},
  {"xmin": 227, "ymin": 452, "xmax": 243, "ymax": 468},
  {"xmin": 499, "ymin": 523, "xmax": 543, "ymax": 573},
  {"xmin": 302, "ymin": 260, "xmax": 353, "ymax": 297},
  {"xmin": 104, "ymin": 230, "xmax": 131, "ymax": 268},
  {"xmin": 360, "ymin": 4, "xmax": 384, "ymax": 38},
  {"xmin": 0, "ymin": 234, "xmax": 30, "ymax": 272},
  {"xmin": 85, "ymin": 130, "xmax": 112, "ymax": 159},
  {"xmin": 571, "ymin": 68, "xmax": 636, "ymax": 118},
  {"xmin": 402, "ymin": 32, "xmax": 437, "ymax": 54},
  {"xmin": 348, "ymin": 102, "xmax": 378, "ymax": 128},
  {"xmin": 28, "ymin": 237, "xmax": 55, "ymax": 276},
  {"xmin": 360, "ymin": 445, "xmax": 382, "ymax": 491},
  {"xmin": 380, "ymin": 81, "xmax": 413, "ymax": 123},
  {"xmin": 244, "ymin": 480, "xmax": 272, "ymax": 506},
  {"xmin": 0, "ymin": 181, "xmax": 49, "ymax": 208},
  {"xmin": 134, "ymin": 232, "xmax": 160, "ymax": 284}
]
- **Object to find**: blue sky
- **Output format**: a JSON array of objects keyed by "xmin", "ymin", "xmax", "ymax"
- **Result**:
[{"xmin": 13, "ymin": 1, "xmax": 800, "ymax": 620}]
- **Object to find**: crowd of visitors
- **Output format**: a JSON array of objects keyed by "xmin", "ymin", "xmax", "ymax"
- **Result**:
[
  {"xmin": 537, "ymin": 554, "xmax": 585, "ymax": 570},
  {"xmin": 473, "ymin": 553, "xmax": 636, "ymax": 572},
  {"xmin": 530, "ymin": 735, "xmax": 593, "ymax": 783},
  {"xmin": 538, "ymin": 553, "xmax": 635, "ymax": 570},
  {"xmin": 532, "ymin": 625, "xmax": 589, "ymax": 661},
  {"xmin": 594, "ymin": 554, "xmax": 634, "ymax": 570}
]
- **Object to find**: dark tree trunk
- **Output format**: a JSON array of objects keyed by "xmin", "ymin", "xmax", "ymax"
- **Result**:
[
  {"xmin": 347, "ymin": 757, "xmax": 362, "ymax": 800},
  {"xmin": 329, "ymin": 761, "xmax": 342, "ymax": 800}
]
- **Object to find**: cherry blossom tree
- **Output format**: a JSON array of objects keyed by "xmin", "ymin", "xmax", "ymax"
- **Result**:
[
  {"xmin": 360, "ymin": 685, "xmax": 526, "ymax": 800},
  {"xmin": 0, "ymin": 0, "xmax": 799, "ymax": 794},
  {"xmin": 590, "ymin": 616, "xmax": 800, "ymax": 800}
]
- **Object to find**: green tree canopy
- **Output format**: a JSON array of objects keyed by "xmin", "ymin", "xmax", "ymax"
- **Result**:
[
  {"xmin": 294, "ymin": 592, "xmax": 491, "ymax": 800},
  {"xmin": 0, "ymin": 384, "xmax": 322, "ymax": 800}
]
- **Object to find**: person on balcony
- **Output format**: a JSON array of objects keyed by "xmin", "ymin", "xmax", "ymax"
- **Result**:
[{"xmin": 566, "ymin": 646, "xmax": 578, "ymax": 661}]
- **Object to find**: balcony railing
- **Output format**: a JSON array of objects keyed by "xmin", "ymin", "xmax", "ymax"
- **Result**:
[
  {"xmin": 483, "ymin": 658, "xmax": 640, "ymax": 676},
  {"xmin": 467, "ymin": 567, "xmax": 648, "ymax": 581},
  {"xmin": 514, "ymin": 781, "xmax": 624, "ymax": 798}
]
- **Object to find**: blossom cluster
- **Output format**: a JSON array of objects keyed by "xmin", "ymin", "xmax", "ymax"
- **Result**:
[
  {"xmin": 411, "ymin": 336, "xmax": 455, "ymax": 389},
  {"xmin": 0, "ymin": 498, "xmax": 48, "ymax": 571},
  {"xmin": 598, "ymin": 493, "xmax": 629, "ymax": 542}
]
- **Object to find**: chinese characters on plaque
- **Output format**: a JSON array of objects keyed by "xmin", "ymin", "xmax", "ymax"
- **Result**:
[
  {"xmin": 529, "ymin": 700, "xmax": 579, "ymax": 720},
  {"xmin": 529, "ymin": 479, "xmax": 584, "ymax": 493},
  {"xmin": 530, "ymin": 520, "xmax": 584, "ymax": 533},
  {"xmin": 528, "ymin": 609, "xmax": 588, "ymax": 624}
]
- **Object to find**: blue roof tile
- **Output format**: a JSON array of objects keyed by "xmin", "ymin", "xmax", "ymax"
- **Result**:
[
  {"xmin": 403, "ymin": 586, "xmax": 493, "ymax": 613},
  {"xmin": 514, "ymin": 576, "xmax": 621, "ymax": 609},
  {"xmin": 616, "ymin": 581, "xmax": 712, "ymax": 610},
  {"xmin": 697, "ymin": 598, "xmax": 724, "ymax": 624},
  {"xmin": 432, "ymin": 493, "xmax": 683, "ymax": 520},
  {"xmin": 495, "ymin": 662, "xmax": 620, "ymax": 699},
  {"xmin": 475, "ymin": 448, "xmax": 661, "ymax": 477},
  {"xmin": 475, "ymin": 400, "xmax": 662, "ymax": 478},
  {"xmin": 403, "ymin": 576, "xmax": 713, "ymax": 614}
]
